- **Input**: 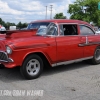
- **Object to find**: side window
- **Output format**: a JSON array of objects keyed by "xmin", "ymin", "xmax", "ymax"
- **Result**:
[
  {"xmin": 80, "ymin": 25, "xmax": 95, "ymax": 35},
  {"xmin": 46, "ymin": 23, "xmax": 58, "ymax": 35},
  {"xmin": 59, "ymin": 24, "xmax": 78, "ymax": 35}
]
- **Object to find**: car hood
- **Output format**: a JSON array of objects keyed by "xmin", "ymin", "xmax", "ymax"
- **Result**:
[
  {"xmin": 6, "ymin": 35, "xmax": 52, "ymax": 50},
  {"xmin": 0, "ymin": 29, "xmax": 40, "ymax": 50},
  {"xmin": 0, "ymin": 29, "xmax": 55, "ymax": 50}
]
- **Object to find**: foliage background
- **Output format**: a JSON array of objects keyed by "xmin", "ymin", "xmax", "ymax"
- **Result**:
[
  {"xmin": 0, "ymin": 18, "xmax": 28, "ymax": 29},
  {"xmin": 1, "ymin": 0, "xmax": 100, "ymax": 29},
  {"xmin": 67, "ymin": 0, "xmax": 100, "ymax": 26}
]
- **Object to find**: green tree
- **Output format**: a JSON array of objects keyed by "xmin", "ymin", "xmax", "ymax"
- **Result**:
[
  {"xmin": 17, "ymin": 22, "xmax": 28, "ymax": 29},
  {"xmin": 0, "ymin": 18, "xmax": 6, "ymax": 27},
  {"xmin": 22, "ymin": 23, "xmax": 28, "ymax": 28},
  {"xmin": 5, "ymin": 22, "xmax": 16, "ymax": 30},
  {"xmin": 67, "ymin": 0, "xmax": 100, "ymax": 26},
  {"xmin": 17, "ymin": 22, "xmax": 22, "ymax": 29},
  {"xmin": 54, "ymin": 13, "xmax": 66, "ymax": 19},
  {"xmin": 0, "ymin": 17, "xmax": 28, "ymax": 30},
  {"xmin": 0, "ymin": 18, "xmax": 3, "ymax": 24}
]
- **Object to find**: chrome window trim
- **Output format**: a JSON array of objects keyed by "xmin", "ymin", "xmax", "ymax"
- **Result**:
[
  {"xmin": 36, "ymin": 22, "xmax": 59, "ymax": 37},
  {"xmin": 55, "ymin": 35, "xmax": 82, "ymax": 37},
  {"xmin": 52, "ymin": 56, "xmax": 93, "ymax": 67},
  {"xmin": 58, "ymin": 23, "xmax": 78, "ymax": 25},
  {"xmin": 58, "ymin": 23, "xmax": 79, "ymax": 36},
  {"xmin": 79, "ymin": 24, "xmax": 95, "ymax": 35},
  {"xmin": 45, "ymin": 22, "xmax": 59, "ymax": 36}
]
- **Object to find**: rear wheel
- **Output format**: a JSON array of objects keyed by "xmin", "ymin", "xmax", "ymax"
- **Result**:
[
  {"xmin": 20, "ymin": 54, "xmax": 43, "ymax": 79},
  {"xmin": 90, "ymin": 46, "xmax": 100, "ymax": 64}
]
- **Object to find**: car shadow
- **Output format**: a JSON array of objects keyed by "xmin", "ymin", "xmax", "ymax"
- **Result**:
[
  {"xmin": 0, "ymin": 61, "xmax": 92, "ymax": 82},
  {"xmin": 42, "ymin": 61, "xmax": 92, "ymax": 76}
]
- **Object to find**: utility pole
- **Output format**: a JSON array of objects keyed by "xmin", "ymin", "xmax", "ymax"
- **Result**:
[
  {"xmin": 50, "ymin": 5, "xmax": 53, "ymax": 19},
  {"xmin": 45, "ymin": 6, "xmax": 47, "ymax": 19}
]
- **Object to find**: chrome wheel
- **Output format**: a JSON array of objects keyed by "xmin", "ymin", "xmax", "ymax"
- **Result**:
[
  {"xmin": 20, "ymin": 54, "xmax": 43, "ymax": 79},
  {"xmin": 26, "ymin": 59, "xmax": 40, "ymax": 76},
  {"xmin": 95, "ymin": 49, "xmax": 100, "ymax": 61}
]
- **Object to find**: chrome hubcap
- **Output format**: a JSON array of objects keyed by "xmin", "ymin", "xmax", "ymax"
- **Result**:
[
  {"xmin": 26, "ymin": 59, "xmax": 40, "ymax": 76},
  {"xmin": 95, "ymin": 49, "xmax": 100, "ymax": 61}
]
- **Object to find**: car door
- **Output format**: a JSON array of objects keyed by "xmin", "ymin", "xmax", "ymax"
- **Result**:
[
  {"xmin": 79, "ymin": 25, "xmax": 99, "ymax": 58},
  {"xmin": 56, "ymin": 23, "xmax": 84, "ymax": 63}
]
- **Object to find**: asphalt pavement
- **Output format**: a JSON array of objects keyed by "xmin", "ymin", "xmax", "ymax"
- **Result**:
[{"xmin": 0, "ymin": 61, "xmax": 100, "ymax": 100}]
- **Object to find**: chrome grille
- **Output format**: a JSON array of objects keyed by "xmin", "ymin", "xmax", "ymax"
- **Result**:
[{"xmin": 0, "ymin": 51, "xmax": 8, "ymax": 62}]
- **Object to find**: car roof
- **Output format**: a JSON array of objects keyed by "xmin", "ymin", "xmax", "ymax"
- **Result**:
[{"xmin": 30, "ymin": 19, "xmax": 91, "ymax": 26}]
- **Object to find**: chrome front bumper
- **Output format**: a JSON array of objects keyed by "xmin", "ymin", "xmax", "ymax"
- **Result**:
[{"xmin": 0, "ymin": 51, "xmax": 13, "ymax": 62}]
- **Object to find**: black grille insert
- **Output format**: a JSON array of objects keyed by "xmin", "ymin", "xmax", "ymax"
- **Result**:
[{"xmin": 0, "ymin": 52, "xmax": 8, "ymax": 61}]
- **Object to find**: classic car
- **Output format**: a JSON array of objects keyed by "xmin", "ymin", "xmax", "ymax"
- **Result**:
[
  {"xmin": 0, "ymin": 19, "xmax": 100, "ymax": 79},
  {"xmin": 0, "ymin": 25, "xmax": 6, "ymax": 34}
]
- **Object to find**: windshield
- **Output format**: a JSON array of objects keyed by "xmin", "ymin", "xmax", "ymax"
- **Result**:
[
  {"xmin": 27, "ymin": 22, "xmax": 50, "ymax": 30},
  {"xmin": 27, "ymin": 22, "xmax": 58, "ymax": 36},
  {"xmin": 36, "ymin": 28, "xmax": 47, "ymax": 35}
]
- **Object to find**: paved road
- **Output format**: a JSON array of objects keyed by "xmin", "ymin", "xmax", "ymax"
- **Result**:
[{"xmin": 0, "ymin": 61, "xmax": 100, "ymax": 100}]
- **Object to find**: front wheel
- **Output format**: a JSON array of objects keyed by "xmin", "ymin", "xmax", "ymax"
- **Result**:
[{"xmin": 20, "ymin": 54, "xmax": 43, "ymax": 79}]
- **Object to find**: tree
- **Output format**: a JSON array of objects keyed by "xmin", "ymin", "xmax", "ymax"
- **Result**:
[
  {"xmin": 67, "ymin": 0, "xmax": 100, "ymax": 26},
  {"xmin": 5, "ymin": 22, "xmax": 16, "ymax": 29},
  {"xmin": 17, "ymin": 22, "xmax": 28, "ymax": 29},
  {"xmin": 22, "ymin": 23, "xmax": 28, "ymax": 28},
  {"xmin": 54, "ymin": 13, "xmax": 66, "ymax": 19},
  {"xmin": 17, "ymin": 22, "xmax": 22, "ymax": 29},
  {"xmin": 0, "ymin": 18, "xmax": 6, "ymax": 28}
]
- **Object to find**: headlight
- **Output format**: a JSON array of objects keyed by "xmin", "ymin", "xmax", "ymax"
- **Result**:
[{"xmin": 6, "ymin": 46, "xmax": 12, "ymax": 54}]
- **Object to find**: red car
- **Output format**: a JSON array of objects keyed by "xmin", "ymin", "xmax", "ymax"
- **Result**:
[{"xmin": 0, "ymin": 19, "xmax": 100, "ymax": 79}]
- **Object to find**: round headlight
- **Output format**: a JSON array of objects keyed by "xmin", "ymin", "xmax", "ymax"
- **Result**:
[{"xmin": 6, "ymin": 46, "xmax": 12, "ymax": 54}]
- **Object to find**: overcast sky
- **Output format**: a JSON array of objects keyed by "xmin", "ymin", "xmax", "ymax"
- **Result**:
[{"xmin": 0, "ymin": 0, "xmax": 75, "ymax": 24}]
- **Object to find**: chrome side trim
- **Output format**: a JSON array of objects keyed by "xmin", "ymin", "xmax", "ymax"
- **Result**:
[
  {"xmin": 79, "ymin": 42, "xmax": 100, "ymax": 47},
  {"xmin": 52, "ymin": 63, "xmax": 57, "ymax": 67},
  {"xmin": 86, "ymin": 36, "xmax": 88, "ymax": 44},
  {"xmin": 52, "ymin": 56, "xmax": 93, "ymax": 67}
]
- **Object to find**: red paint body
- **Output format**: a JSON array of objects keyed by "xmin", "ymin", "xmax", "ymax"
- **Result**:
[{"xmin": 0, "ymin": 19, "xmax": 99, "ymax": 68}]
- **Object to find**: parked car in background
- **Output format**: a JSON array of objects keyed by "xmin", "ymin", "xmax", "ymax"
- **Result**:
[
  {"xmin": 0, "ymin": 19, "xmax": 100, "ymax": 80},
  {"xmin": 95, "ymin": 28, "xmax": 100, "ymax": 34},
  {"xmin": 0, "ymin": 25, "xmax": 6, "ymax": 31},
  {"xmin": 9, "ymin": 26, "xmax": 16, "ymax": 30},
  {"xmin": 20, "ymin": 27, "xmax": 27, "ymax": 30},
  {"xmin": 0, "ymin": 27, "xmax": 6, "ymax": 31},
  {"xmin": 0, "ymin": 25, "xmax": 6, "ymax": 34}
]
